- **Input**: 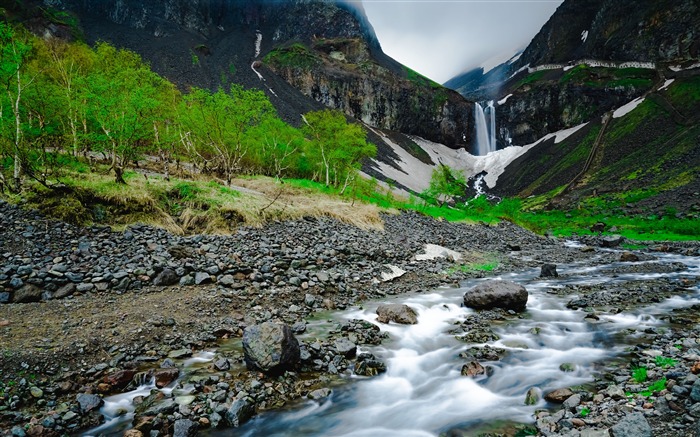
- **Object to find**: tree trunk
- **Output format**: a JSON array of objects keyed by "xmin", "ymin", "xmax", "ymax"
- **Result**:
[{"xmin": 114, "ymin": 165, "xmax": 126, "ymax": 184}]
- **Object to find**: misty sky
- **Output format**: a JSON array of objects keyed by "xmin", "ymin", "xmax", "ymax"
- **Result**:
[{"xmin": 360, "ymin": 0, "xmax": 564, "ymax": 83}]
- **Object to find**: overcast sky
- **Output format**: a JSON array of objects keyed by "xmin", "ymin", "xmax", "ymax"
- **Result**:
[{"xmin": 360, "ymin": 0, "xmax": 564, "ymax": 83}]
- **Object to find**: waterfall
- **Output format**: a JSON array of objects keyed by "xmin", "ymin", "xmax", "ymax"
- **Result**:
[{"xmin": 474, "ymin": 101, "xmax": 497, "ymax": 155}]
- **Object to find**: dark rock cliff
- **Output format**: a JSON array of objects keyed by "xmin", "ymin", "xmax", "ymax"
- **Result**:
[{"xmin": 41, "ymin": 0, "xmax": 472, "ymax": 148}]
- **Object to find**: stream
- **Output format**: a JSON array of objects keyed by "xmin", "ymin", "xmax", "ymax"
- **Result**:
[{"xmin": 87, "ymin": 246, "xmax": 700, "ymax": 436}]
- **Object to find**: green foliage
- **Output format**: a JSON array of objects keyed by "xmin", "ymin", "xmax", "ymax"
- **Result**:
[
  {"xmin": 301, "ymin": 109, "xmax": 376, "ymax": 190},
  {"xmin": 579, "ymin": 407, "xmax": 591, "ymax": 418},
  {"xmin": 655, "ymin": 356, "xmax": 677, "ymax": 368},
  {"xmin": 632, "ymin": 366, "xmax": 648, "ymax": 383},
  {"xmin": 190, "ymin": 50, "xmax": 199, "ymax": 66},
  {"xmin": 264, "ymin": 43, "xmax": 319, "ymax": 69},
  {"xmin": 639, "ymin": 377, "xmax": 667, "ymax": 398},
  {"xmin": 422, "ymin": 164, "xmax": 466, "ymax": 207},
  {"xmin": 518, "ymin": 70, "xmax": 547, "ymax": 87},
  {"xmin": 404, "ymin": 66, "xmax": 442, "ymax": 89}
]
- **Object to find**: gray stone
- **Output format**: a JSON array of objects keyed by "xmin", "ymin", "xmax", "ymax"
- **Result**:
[
  {"xmin": 463, "ymin": 280, "xmax": 528, "ymax": 312},
  {"xmin": 544, "ymin": 388, "xmax": 574, "ymax": 403},
  {"xmin": 77, "ymin": 393, "xmax": 104, "ymax": 413},
  {"xmin": 54, "ymin": 283, "xmax": 76, "ymax": 299},
  {"xmin": 194, "ymin": 272, "xmax": 212, "ymax": 285},
  {"xmin": 691, "ymin": 379, "xmax": 700, "ymax": 402},
  {"xmin": 242, "ymin": 322, "xmax": 300, "ymax": 374},
  {"xmin": 214, "ymin": 358, "xmax": 231, "ymax": 371},
  {"xmin": 29, "ymin": 386, "xmax": 43, "ymax": 398},
  {"xmin": 610, "ymin": 412, "xmax": 651, "ymax": 437},
  {"xmin": 376, "ymin": 303, "xmax": 418, "ymax": 324},
  {"xmin": 0, "ymin": 292, "xmax": 10, "ymax": 303},
  {"xmin": 225, "ymin": 398, "xmax": 255, "ymax": 427},
  {"xmin": 153, "ymin": 268, "xmax": 179, "ymax": 286},
  {"xmin": 11, "ymin": 426, "xmax": 26, "ymax": 437},
  {"xmin": 168, "ymin": 349, "xmax": 193, "ymax": 359},
  {"xmin": 540, "ymin": 264, "xmax": 558, "ymax": 278},
  {"xmin": 606, "ymin": 384, "xmax": 627, "ymax": 400},
  {"xmin": 219, "ymin": 275, "xmax": 236, "ymax": 287},
  {"xmin": 304, "ymin": 293, "xmax": 316, "ymax": 307},
  {"xmin": 308, "ymin": 388, "xmax": 332, "ymax": 400},
  {"xmin": 173, "ymin": 419, "xmax": 198, "ymax": 437},
  {"xmin": 13, "ymin": 284, "xmax": 42, "ymax": 303},
  {"xmin": 354, "ymin": 353, "xmax": 387, "ymax": 376},
  {"xmin": 180, "ymin": 275, "xmax": 195, "ymax": 286},
  {"xmin": 601, "ymin": 235, "xmax": 624, "ymax": 248},
  {"xmin": 334, "ymin": 338, "xmax": 357, "ymax": 358},
  {"xmin": 563, "ymin": 393, "xmax": 581, "ymax": 410},
  {"xmin": 9, "ymin": 277, "xmax": 23, "ymax": 289},
  {"xmin": 76, "ymin": 282, "xmax": 94, "ymax": 292}
]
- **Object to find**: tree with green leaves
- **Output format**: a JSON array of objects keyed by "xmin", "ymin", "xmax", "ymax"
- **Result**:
[
  {"xmin": 85, "ymin": 43, "xmax": 170, "ymax": 183},
  {"xmin": 246, "ymin": 116, "xmax": 303, "ymax": 179},
  {"xmin": 301, "ymin": 109, "xmax": 375, "ymax": 190},
  {"xmin": 423, "ymin": 164, "xmax": 466, "ymax": 207},
  {"xmin": 0, "ymin": 22, "xmax": 34, "ymax": 191},
  {"xmin": 179, "ymin": 84, "xmax": 275, "ymax": 185}
]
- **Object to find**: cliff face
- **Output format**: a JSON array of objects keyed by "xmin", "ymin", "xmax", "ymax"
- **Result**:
[{"xmin": 42, "ymin": 0, "xmax": 471, "ymax": 148}]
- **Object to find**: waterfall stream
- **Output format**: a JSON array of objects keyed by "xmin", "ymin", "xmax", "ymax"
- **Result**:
[
  {"xmin": 474, "ymin": 102, "xmax": 497, "ymax": 156},
  {"xmin": 86, "ymin": 249, "xmax": 700, "ymax": 436}
]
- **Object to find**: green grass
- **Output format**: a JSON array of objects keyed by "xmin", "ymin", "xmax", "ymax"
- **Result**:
[
  {"xmin": 404, "ymin": 66, "xmax": 442, "ymax": 89},
  {"xmin": 655, "ymin": 356, "xmax": 677, "ymax": 368},
  {"xmin": 518, "ymin": 70, "xmax": 547, "ymax": 87},
  {"xmin": 264, "ymin": 43, "xmax": 320, "ymax": 70},
  {"xmin": 632, "ymin": 366, "xmax": 648, "ymax": 383},
  {"xmin": 579, "ymin": 407, "xmax": 591, "ymax": 418}
]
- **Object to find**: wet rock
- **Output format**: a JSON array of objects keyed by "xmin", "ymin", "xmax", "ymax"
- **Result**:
[
  {"xmin": 225, "ymin": 398, "xmax": 255, "ymax": 427},
  {"xmin": 540, "ymin": 263, "xmax": 558, "ymax": 278},
  {"xmin": 214, "ymin": 358, "xmax": 231, "ymax": 371},
  {"xmin": 563, "ymin": 393, "xmax": 581, "ymax": 410},
  {"xmin": 104, "ymin": 369, "xmax": 138, "ymax": 389},
  {"xmin": 544, "ymin": 388, "xmax": 574, "ymax": 403},
  {"xmin": 461, "ymin": 361, "xmax": 486, "ymax": 377},
  {"xmin": 77, "ymin": 393, "xmax": 104, "ymax": 413},
  {"xmin": 376, "ymin": 303, "xmax": 418, "ymax": 324},
  {"xmin": 620, "ymin": 252, "xmax": 640, "ymax": 262},
  {"xmin": 525, "ymin": 387, "xmax": 540, "ymax": 405},
  {"xmin": 242, "ymin": 322, "xmax": 300, "ymax": 374},
  {"xmin": 559, "ymin": 363, "xmax": 576, "ymax": 372},
  {"xmin": 173, "ymin": 419, "xmax": 198, "ymax": 437},
  {"xmin": 463, "ymin": 280, "xmax": 528, "ymax": 312},
  {"xmin": 168, "ymin": 349, "xmax": 193, "ymax": 359},
  {"xmin": 308, "ymin": 388, "xmax": 332, "ymax": 400},
  {"xmin": 601, "ymin": 235, "xmax": 624, "ymax": 248},
  {"xmin": 153, "ymin": 268, "xmax": 179, "ymax": 286},
  {"xmin": 354, "ymin": 353, "xmax": 387, "ymax": 376},
  {"xmin": 154, "ymin": 368, "xmax": 179, "ymax": 388},
  {"xmin": 610, "ymin": 412, "xmax": 651, "ymax": 437},
  {"xmin": 334, "ymin": 338, "xmax": 357, "ymax": 358}
]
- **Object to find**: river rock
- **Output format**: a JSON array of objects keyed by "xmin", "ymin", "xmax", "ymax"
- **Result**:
[
  {"xmin": 601, "ymin": 235, "xmax": 624, "ymax": 248},
  {"xmin": 334, "ymin": 338, "xmax": 357, "ymax": 358},
  {"xmin": 77, "ymin": 393, "xmax": 103, "ymax": 413},
  {"xmin": 194, "ymin": 272, "xmax": 212, "ymax": 285},
  {"xmin": 354, "ymin": 353, "xmax": 387, "ymax": 376},
  {"xmin": 173, "ymin": 419, "xmax": 198, "ymax": 437},
  {"xmin": 620, "ymin": 252, "xmax": 639, "ymax": 262},
  {"xmin": 225, "ymin": 398, "xmax": 255, "ymax": 427},
  {"xmin": 461, "ymin": 361, "xmax": 485, "ymax": 377},
  {"xmin": 376, "ymin": 303, "xmax": 418, "ymax": 324},
  {"xmin": 540, "ymin": 264, "xmax": 558, "ymax": 278},
  {"xmin": 463, "ymin": 281, "xmax": 528, "ymax": 312},
  {"xmin": 242, "ymin": 322, "xmax": 300, "ymax": 374},
  {"xmin": 690, "ymin": 379, "xmax": 700, "ymax": 402},
  {"xmin": 154, "ymin": 368, "xmax": 179, "ymax": 388},
  {"xmin": 525, "ymin": 387, "xmax": 540, "ymax": 405},
  {"xmin": 544, "ymin": 388, "xmax": 574, "ymax": 403},
  {"xmin": 123, "ymin": 430, "xmax": 143, "ymax": 437},
  {"xmin": 610, "ymin": 412, "xmax": 651, "ymax": 437}
]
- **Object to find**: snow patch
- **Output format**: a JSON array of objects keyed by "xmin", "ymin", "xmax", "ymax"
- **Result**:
[
  {"xmin": 381, "ymin": 265, "xmax": 406, "ymax": 282},
  {"xmin": 416, "ymin": 244, "xmax": 462, "ymax": 262},
  {"xmin": 497, "ymin": 94, "xmax": 513, "ymax": 105},
  {"xmin": 508, "ymin": 53, "xmax": 523, "ymax": 64},
  {"xmin": 613, "ymin": 97, "xmax": 645, "ymax": 119},
  {"xmin": 659, "ymin": 79, "xmax": 675, "ymax": 91},
  {"xmin": 254, "ymin": 31, "xmax": 262, "ymax": 58},
  {"xmin": 580, "ymin": 30, "xmax": 589, "ymax": 43},
  {"xmin": 563, "ymin": 65, "xmax": 576, "ymax": 72}
]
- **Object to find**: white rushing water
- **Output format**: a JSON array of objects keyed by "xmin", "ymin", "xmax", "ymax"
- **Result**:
[
  {"xmin": 232, "ymin": 252, "xmax": 700, "ymax": 436},
  {"xmin": 474, "ymin": 102, "xmax": 497, "ymax": 156}
]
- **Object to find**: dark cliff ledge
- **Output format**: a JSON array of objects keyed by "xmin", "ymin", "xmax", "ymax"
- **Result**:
[{"xmin": 35, "ymin": 0, "xmax": 472, "ymax": 148}]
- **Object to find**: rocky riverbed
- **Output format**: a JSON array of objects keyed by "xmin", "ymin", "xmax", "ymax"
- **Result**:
[{"xmin": 1, "ymin": 199, "xmax": 699, "ymax": 437}]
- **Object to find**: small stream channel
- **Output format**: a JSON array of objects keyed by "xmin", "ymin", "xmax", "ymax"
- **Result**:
[{"xmin": 87, "ymin": 246, "xmax": 700, "ymax": 436}]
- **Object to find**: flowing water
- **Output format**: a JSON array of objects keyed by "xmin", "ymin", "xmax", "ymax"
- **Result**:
[
  {"xmin": 87, "ymin": 248, "xmax": 700, "ymax": 436},
  {"xmin": 474, "ymin": 102, "xmax": 497, "ymax": 156}
]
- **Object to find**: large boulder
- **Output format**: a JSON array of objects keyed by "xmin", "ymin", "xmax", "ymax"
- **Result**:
[
  {"xmin": 376, "ymin": 304, "xmax": 418, "ymax": 324},
  {"xmin": 463, "ymin": 280, "xmax": 528, "ymax": 312},
  {"xmin": 225, "ymin": 398, "xmax": 255, "ymax": 427},
  {"xmin": 242, "ymin": 322, "xmax": 300, "ymax": 374},
  {"xmin": 13, "ymin": 284, "xmax": 42, "ymax": 303}
]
